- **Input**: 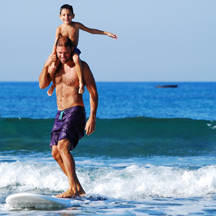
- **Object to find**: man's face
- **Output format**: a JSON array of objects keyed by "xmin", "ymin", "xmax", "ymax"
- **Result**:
[{"xmin": 56, "ymin": 46, "xmax": 72, "ymax": 64}]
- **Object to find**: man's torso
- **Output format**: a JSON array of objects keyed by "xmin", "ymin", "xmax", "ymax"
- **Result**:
[{"xmin": 55, "ymin": 62, "xmax": 84, "ymax": 110}]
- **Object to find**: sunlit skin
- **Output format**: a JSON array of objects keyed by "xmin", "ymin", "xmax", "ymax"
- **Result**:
[
  {"xmin": 60, "ymin": 9, "xmax": 74, "ymax": 24},
  {"xmin": 39, "ymin": 41, "xmax": 98, "ymax": 198},
  {"xmin": 47, "ymin": 6, "xmax": 118, "ymax": 96},
  {"xmin": 54, "ymin": 46, "xmax": 84, "ymax": 111},
  {"xmin": 56, "ymin": 46, "xmax": 72, "ymax": 64}
]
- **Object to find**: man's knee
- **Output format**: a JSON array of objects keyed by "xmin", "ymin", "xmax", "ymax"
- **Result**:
[
  {"xmin": 57, "ymin": 139, "xmax": 71, "ymax": 153},
  {"xmin": 52, "ymin": 146, "xmax": 60, "ymax": 160}
]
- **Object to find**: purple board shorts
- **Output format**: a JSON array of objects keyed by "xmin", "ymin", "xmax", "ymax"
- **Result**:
[{"xmin": 50, "ymin": 106, "xmax": 86, "ymax": 151}]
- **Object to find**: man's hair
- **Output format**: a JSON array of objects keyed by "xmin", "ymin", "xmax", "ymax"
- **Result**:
[
  {"xmin": 60, "ymin": 4, "xmax": 74, "ymax": 15},
  {"xmin": 55, "ymin": 36, "xmax": 73, "ymax": 48}
]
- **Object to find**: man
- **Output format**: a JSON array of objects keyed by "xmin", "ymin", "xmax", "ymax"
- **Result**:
[{"xmin": 39, "ymin": 36, "xmax": 98, "ymax": 198}]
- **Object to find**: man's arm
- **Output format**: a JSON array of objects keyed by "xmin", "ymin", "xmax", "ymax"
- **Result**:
[
  {"xmin": 39, "ymin": 53, "xmax": 56, "ymax": 89},
  {"xmin": 82, "ymin": 61, "xmax": 98, "ymax": 135},
  {"xmin": 78, "ymin": 23, "xmax": 118, "ymax": 40}
]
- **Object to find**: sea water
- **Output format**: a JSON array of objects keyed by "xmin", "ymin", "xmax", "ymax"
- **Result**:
[{"xmin": 1, "ymin": 82, "xmax": 216, "ymax": 215}]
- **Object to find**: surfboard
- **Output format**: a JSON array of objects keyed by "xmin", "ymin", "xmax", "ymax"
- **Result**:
[{"xmin": 6, "ymin": 193, "xmax": 76, "ymax": 209}]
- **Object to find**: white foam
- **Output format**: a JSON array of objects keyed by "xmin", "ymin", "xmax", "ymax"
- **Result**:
[
  {"xmin": 83, "ymin": 164, "xmax": 216, "ymax": 199},
  {"xmin": 207, "ymin": 123, "xmax": 216, "ymax": 129},
  {"xmin": 1, "ymin": 161, "xmax": 216, "ymax": 199},
  {"xmin": 0, "ymin": 161, "xmax": 68, "ymax": 192}
]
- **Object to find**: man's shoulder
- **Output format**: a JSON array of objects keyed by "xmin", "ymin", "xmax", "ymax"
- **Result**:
[
  {"xmin": 81, "ymin": 60, "xmax": 88, "ymax": 68},
  {"xmin": 81, "ymin": 61, "xmax": 91, "ymax": 74}
]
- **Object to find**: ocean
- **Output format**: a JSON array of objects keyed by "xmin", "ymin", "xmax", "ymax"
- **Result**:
[{"xmin": 1, "ymin": 82, "xmax": 216, "ymax": 215}]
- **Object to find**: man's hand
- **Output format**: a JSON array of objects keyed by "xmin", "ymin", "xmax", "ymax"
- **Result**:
[
  {"xmin": 85, "ymin": 116, "xmax": 96, "ymax": 135},
  {"xmin": 39, "ymin": 52, "xmax": 57, "ymax": 89},
  {"xmin": 45, "ymin": 52, "xmax": 58, "ymax": 68}
]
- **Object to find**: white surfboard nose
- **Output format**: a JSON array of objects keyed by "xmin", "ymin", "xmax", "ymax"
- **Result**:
[{"xmin": 6, "ymin": 193, "xmax": 75, "ymax": 209}]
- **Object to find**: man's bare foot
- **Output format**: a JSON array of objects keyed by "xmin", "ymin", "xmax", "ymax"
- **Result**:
[
  {"xmin": 47, "ymin": 84, "xmax": 55, "ymax": 96},
  {"xmin": 78, "ymin": 188, "xmax": 86, "ymax": 196},
  {"xmin": 56, "ymin": 189, "xmax": 78, "ymax": 198},
  {"xmin": 78, "ymin": 84, "xmax": 85, "ymax": 94}
]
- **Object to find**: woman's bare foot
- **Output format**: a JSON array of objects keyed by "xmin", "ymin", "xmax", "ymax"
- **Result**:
[{"xmin": 47, "ymin": 84, "xmax": 55, "ymax": 96}]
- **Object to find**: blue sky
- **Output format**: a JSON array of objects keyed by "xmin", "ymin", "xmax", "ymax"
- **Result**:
[{"xmin": 0, "ymin": 0, "xmax": 216, "ymax": 82}]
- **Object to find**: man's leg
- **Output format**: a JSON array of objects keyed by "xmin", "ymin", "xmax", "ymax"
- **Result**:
[
  {"xmin": 70, "ymin": 154, "xmax": 86, "ymax": 196},
  {"xmin": 51, "ymin": 138, "xmax": 85, "ymax": 197},
  {"xmin": 52, "ymin": 145, "xmax": 67, "ymax": 176}
]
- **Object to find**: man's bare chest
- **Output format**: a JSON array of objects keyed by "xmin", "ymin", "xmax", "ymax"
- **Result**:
[{"xmin": 55, "ymin": 68, "xmax": 78, "ymax": 86}]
